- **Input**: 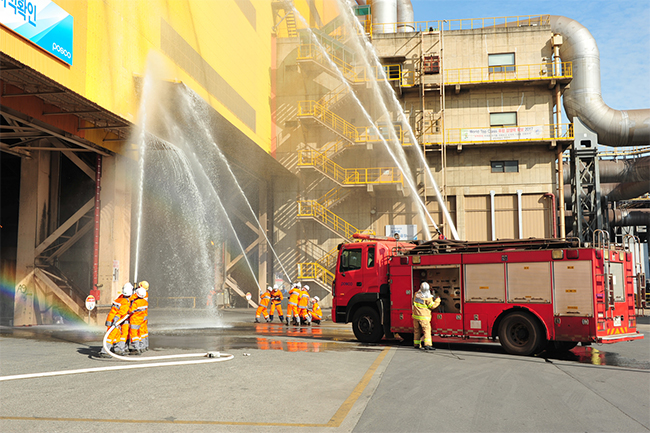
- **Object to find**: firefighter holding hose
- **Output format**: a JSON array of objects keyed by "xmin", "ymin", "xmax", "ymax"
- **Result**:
[
  {"xmin": 100, "ymin": 282, "xmax": 133, "ymax": 357},
  {"xmin": 255, "ymin": 286, "xmax": 272, "ymax": 323},
  {"xmin": 269, "ymin": 284, "xmax": 284, "ymax": 323},
  {"xmin": 412, "ymin": 282, "xmax": 440, "ymax": 351},
  {"xmin": 285, "ymin": 282, "xmax": 301, "ymax": 326}
]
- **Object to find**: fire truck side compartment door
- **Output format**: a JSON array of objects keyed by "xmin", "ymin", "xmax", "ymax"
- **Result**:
[
  {"xmin": 464, "ymin": 263, "xmax": 505, "ymax": 303},
  {"xmin": 553, "ymin": 261, "xmax": 594, "ymax": 316},
  {"xmin": 507, "ymin": 262, "xmax": 552, "ymax": 303},
  {"xmin": 610, "ymin": 262, "xmax": 625, "ymax": 302}
]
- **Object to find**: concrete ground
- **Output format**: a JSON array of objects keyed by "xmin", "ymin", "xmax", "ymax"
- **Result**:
[{"xmin": 0, "ymin": 308, "xmax": 648, "ymax": 433}]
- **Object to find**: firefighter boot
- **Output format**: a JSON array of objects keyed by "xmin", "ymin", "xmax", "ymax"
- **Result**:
[
  {"xmin": 254, "ymin": 317, "xmax": 260, "ymax": 323},
  {"xmin": 424, "ymin": 345, "xmax": 436, "ymax": 351},
  {"xmin": 279, "ymin": 315, "xmax": 285, "ymax": 324},
  {"xmin": 269, "ymin": 315, "xmax": 274, "ymax": 322}
]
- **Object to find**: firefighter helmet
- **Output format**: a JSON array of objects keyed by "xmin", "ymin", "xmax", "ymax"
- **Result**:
[
  {"xmin": 419, "ymin": 282, "xmax": 431, "ymax": 297},
  {"xmin": 267, "ymin": 286, "xmax": 273, "ymax": 292},
  {"xmin": 136, "ymin": 287, "xmax": 147, "ymax": 299},
  {"xmin": 139, "ymin": 280, "xmax": 149, "ymax": 290},
  {"xmin": 304, "ymin": 285, "xmax": 310, "ymax": 291},
  {"xmin": 122, "ymin": 282, "xmax": 134, "ymax": 297},
  {"xmin": 314, "ymin": 296, "xmax": 320, "ymax": 302}
]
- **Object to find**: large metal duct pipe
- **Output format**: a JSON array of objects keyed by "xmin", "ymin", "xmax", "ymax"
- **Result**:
[
  {"xmin": 396, "ymin": 0, "xmax": 415, "ymax": 33},
  {"xmin": 372, "ymin": 0, "xmax": 397, "ymax": 33},
  {"xmin": 550, "ymin": 16, "xmax": 650, "ymax": 147},
  {"xmin": 563, "ymin": 156, "xmax": 650, "ymax": 184},
  {"xmin": 609, "ymin": 209, "xmax": 650, "ymax": 226},
  {"xmin": 563, "ymin": 181, "xmax": 649, "ymax": 205}
]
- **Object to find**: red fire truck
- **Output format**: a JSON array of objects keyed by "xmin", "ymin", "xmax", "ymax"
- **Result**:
[{"xmin": 332, "ymin": 234, "xmax": 645, "ymax": 355}]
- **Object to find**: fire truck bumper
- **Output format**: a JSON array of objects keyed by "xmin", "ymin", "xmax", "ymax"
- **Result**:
[{"xmin": 597, "ymin": 332, "xmax": 645, "ymax": 344}]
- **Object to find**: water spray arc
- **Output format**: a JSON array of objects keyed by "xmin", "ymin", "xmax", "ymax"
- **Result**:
[
  {"xmin": 183, "ymin": 89, "xmax": 293, "ymax": 285},
  {"xmin": 291, "ymin": 5, "xmax": 437, "ymax": 241},
  {"xmin": 339, "ymin": 0, "xmax": 460, "ymax": 240}
]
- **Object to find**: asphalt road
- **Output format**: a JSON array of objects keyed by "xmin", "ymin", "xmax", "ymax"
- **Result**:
[{"xmin": 1, "ymin": 309, "xmax": 648, "ymax": 433}]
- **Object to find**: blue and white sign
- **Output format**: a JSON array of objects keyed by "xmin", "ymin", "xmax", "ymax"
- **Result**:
[
  {"xmin": 385, "ymin": 225, "xmax": 418, "ymax": 241},
  {"xmin": 1, "ymin": 0, "xmax": 73, "ymax": 65}
]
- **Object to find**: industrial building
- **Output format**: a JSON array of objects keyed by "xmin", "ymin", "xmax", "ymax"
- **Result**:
[{"xmin": 1, "ymin": 0, "xmax": 648, "ymax": 326}]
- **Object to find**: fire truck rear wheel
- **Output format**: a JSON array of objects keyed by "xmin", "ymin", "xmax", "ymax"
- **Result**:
[
  {"xmin": 352, "ymin": 307, "xmax": 384, "ymax": 343},
  {"xmin": 498, "ymin": 311, "xmax": 545, "ymax": 356}
]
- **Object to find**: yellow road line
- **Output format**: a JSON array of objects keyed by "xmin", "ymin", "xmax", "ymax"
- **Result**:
[{"xmin": 0, "ymin": 347, "xmax": 391, "ymax": 428}]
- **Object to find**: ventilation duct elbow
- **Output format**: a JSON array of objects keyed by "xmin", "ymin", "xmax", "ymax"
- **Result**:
[{"xmin": 550, "ymin": 16, "xmax": 650, "ymax": 147}]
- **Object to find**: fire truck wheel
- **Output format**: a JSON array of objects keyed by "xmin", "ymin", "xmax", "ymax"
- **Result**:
[
  {"xmin": 498, "ymin": 311, "xmax": 545, "ymax": 356},
  {"xmin": 352, "ymin": 307, "xmax": 384, "ymax": 343}
]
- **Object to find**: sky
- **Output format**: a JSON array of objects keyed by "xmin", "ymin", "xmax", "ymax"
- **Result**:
[{"xmin": 411, "ymin": 0, "xmax": 650, "ymax": 111}]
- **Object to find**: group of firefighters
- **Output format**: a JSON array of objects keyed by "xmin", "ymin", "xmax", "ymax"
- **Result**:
[
  {"xmin": 255, "ymin": 282, "xmax": 322, "ymax": 326},
  {"xmin": 100, "ymin": 280, "xmax": 150, "ymax": 357}
]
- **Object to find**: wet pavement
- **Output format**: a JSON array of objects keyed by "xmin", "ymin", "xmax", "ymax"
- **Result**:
[{"xmin": 1, "ymin": 308, "xmax": 649, "ymax": 432}]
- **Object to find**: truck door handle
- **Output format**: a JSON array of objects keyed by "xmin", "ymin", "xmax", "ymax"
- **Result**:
[{"xmin": 356, "ymin": 282, "xmax": 362, "ymax": 286}]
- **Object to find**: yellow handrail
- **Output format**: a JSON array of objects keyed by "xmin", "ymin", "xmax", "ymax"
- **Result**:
[
  {"xmin": 297, "ymin": 43, "xmax": 401, "ymax": 84},
  {"xmin": 297, "ymin": 262, "xmax": 335, "ymax": 290},
  {"xmin": 297, "ymin": 100, "xmax": 412, "ymax": 146},
  {"xmin": 297, "ymin": 200, "xmax": 374, "ymax": 240},
  {"xmin": 298, "ymin": 149, "xmax": 403, "ymax": 185},
  {"xmin": 444, "ymin": 62, "xmax": 573, "ymax": 85},
  {"xmin": 445, "ymin": 123, "xmax": 573, "ymax": 145},
  {"xmin": 370, "ymin": 15, "xmax": 551, "ymax": 34}
]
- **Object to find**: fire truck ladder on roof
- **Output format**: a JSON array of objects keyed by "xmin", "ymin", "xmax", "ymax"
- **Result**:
[{"xmin": 407, "ymin": 237, "xmax": 581, "ymax": 256}]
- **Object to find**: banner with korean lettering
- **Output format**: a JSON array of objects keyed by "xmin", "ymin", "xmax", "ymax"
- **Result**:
[
  {"xmin": 1, "ymin": 0, "xmax": 73, "ymax": 65},
  {"xmin": 461, "ymin": 126, "xmax": 544, "ymax": 142}
]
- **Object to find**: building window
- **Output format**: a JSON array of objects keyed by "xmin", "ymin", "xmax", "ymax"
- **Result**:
[
  {"xmin": 491, "ymin": 160, "xmax": 519, "ymax": 173},
  {"xmin": 490, "ymin": 112, "xmax": 517, "ymax": 127},
  {"xmin": 489, "ymin": 53, "xmax": 515, "ymax": 73}
]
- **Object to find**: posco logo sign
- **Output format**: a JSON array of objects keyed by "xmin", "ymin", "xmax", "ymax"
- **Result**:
[{"xmin": 52, "ymin": 43, "xmax": 72, "ymax": 59}]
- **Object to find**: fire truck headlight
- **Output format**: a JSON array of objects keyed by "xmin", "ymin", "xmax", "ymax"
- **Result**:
[{"xmin": 581, "ymin": 319, "xmax": 589, "ymax": 325}]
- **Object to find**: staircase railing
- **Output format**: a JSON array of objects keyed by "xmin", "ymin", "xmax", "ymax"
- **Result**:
[{"xmin": 298, "ymin": 148, "xmax": 403, "ymax": 186}]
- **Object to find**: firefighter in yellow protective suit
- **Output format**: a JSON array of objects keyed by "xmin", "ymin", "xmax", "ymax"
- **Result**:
[
  {"xmin": 285, "ymin": 282, "xmax": 301, "ymax": 326},
  {"xmin": 255, "ymin": 286, "xmax": 272, "ymax": 323},
  {"xmin": 309, "ymin": 296, "xmax": 323, "ymax": 325},
  {"xmin": 128, "ymin": 287, "xmax": 148, "ymax": 354},
  {"xmin": 412, "ymin": 282, "xmax": 440, "ymax": 351},
  {"xmin": 137, "ymin": 281, "xmax": 150, "ymax": 351},
  {"xmin": 297, "ymin": 285, "xmax": 310, "ymax": 325},
  {"xmin": 269, "ymin": 285, "xmax": 284, "ymax": 323},
  {"xmin": 100, "ymin": 282, "xmax": 133, "ymax": 357}
]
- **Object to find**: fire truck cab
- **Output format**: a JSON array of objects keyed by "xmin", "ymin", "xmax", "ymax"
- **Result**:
[{"xmin": 332, "ymin": 235, "xmax": 644, "ymax": 356}]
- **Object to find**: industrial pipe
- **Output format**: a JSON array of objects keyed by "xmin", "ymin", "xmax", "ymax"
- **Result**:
[
  {"xmin": 490, "ymin": 190, "xmax": 496, "ymax": 241},
  {"xmin": 608, "ymin": 209, "xmax": 650, "ymax": 226},
  {"xmin": 550, "ymin": 16, "xmax": 650, "ymax": 147},
  {"xmin": 396, "ymin": 0, "xmax": 415, "ymax": 32},
  {"xmin": 372, "ymin": 0, "xmax": 397, "ymax": 33},
  {"xmin": 516, "ymin": 190, "xmax": 523, "ymax": 239},
  {"xmin": 564, "ymin": 182, "xmax": 650, "ymax": 205},
  {"xmin": 563, "ymin": 157, "xmax": 650, "ymax": 184},
  {"xmin": 544, "ymin": 193, "xmax": 558, "ymax": 238}
]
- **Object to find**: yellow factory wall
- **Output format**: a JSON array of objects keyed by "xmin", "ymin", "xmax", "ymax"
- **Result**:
[{"xmin": 1, "ymin": 0, "xmax": 273, "ymax": 153}]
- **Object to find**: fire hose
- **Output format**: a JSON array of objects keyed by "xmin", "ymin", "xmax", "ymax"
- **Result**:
[
  {"xmin": 102, "ymin": 313, "xmax": 234, "ymax": 363},
  {"xmin": 0, "ymin": 314, "xmax": 234, "ymax": 382}
]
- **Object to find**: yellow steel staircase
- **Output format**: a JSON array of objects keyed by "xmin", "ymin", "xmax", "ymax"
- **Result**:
[{"xmin": 297, "ymin": 100, "xmax": 411, "ymax": 145}]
